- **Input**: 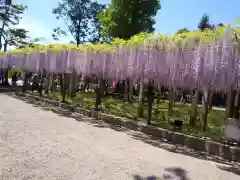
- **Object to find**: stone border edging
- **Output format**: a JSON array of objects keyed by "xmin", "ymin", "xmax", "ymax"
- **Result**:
[{"xmin": 11, "ymin": 92, "xmax": 240, "ymax": 163}]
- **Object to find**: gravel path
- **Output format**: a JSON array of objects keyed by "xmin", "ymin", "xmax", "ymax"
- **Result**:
[{"xmin": 0, "ymin": 94, "xmax": 239, "ymax": 180}]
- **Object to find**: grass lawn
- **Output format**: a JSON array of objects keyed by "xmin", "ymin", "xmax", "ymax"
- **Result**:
[{"xmin": 29, "ymin": 91, "xmax": 226, "ymax": 141}]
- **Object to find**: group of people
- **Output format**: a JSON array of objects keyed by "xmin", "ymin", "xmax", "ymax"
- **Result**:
[
  {"xmin": 10, "ymin": 72, "xmax": 42, "ymax": 92},
  {"xmin": 31, "ymin": 74, "xmax": 51, "ymax": 93}
]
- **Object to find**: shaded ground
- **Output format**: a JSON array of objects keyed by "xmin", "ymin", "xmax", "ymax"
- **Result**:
[{"xmin": 0, "ymin": 94, "xmax": 239, "ymax": 180}]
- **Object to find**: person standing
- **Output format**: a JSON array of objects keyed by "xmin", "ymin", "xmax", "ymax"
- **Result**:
[
  {"xmin": 0, "ymin": 71, "xmax": 4, "ymax": 84},
  {"xmin": 31, "ymin": 73, "xmax": 39, "ymax": 92},
  {"xmin": 11, "ymin": 72, "xmax": 18, "ymax": 91}
]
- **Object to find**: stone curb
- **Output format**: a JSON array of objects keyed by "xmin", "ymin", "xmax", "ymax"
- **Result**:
[{"xmin": 12, "ymin": 92, "xmax": 240, "ymax": 163}]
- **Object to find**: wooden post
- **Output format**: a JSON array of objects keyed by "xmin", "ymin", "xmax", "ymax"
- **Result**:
[{"xmin": 137, "ymin": 79, "xmax": 144, "ymax": 117}]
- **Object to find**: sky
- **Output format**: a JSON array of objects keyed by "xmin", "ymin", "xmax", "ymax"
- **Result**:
[{"xmin": 13, "ymin": 0, "xmax": 238, "ymax": 44}]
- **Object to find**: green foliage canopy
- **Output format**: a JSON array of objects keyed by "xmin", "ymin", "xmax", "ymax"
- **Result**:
[
  {"xmin": 52, "ymin": 0, "xmax": 106, "ymax": 45},
  {"xmin": 98, "ymin": 0, "xmax": 161, "ymax": 40},
  {"xmin": 0, "ymin": 4, "xmax": 28, "ymax": 51}
]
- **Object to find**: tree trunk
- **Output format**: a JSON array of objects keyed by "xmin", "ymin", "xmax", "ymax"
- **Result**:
[
  {"xmin": 124, "ymin": 79, "xmax": 128, "ymax": 102},
  {"xmin": 208, "ymin": 91, "xmax": 213, "ymax": 110},
  {"xmin": 168, "ymin": 87, "xmax": 175, "ymax": 117},
  {"xmin": 76, "ymin": 20, "xmax": 81, "ymax": 46},
  {"xmin": 3, "ymin": 42, "xmax": 7, "ymax": 52},
  {"xmin": 156, "ymin": 88, "xmax": 161, "ymax": 105},
  {"xmin": 95, "ymin": 78, "xmax": 104, "ymax": 111},
  {"xmin": 68, "ymin": 74, "xmax": 72, "ymax": 98},
  {"xmin": 233, "ymin": 92, "xmax": 240, "ymax": 119},
  {"xmin": 49, "ymin": 73, "xmax": 53, "ymax": 92},
  {"xmin": 226, "ymin": 89, "xmax": 236, "ymax": 120},
  {"xmin": 137, "ymin": 80, "xmax": 144, "ymax": 117},
  {"xmin": 190, "ymin": 89, "xmax": 199, "ymax": 126},
  {"xmin": 60, "ymin": 74, "xmax": 66, "ymax": 102},
  {"xmin": 202, "ymin": 88, "xmax": 210, "ymax": 131},
  {"xmin": 22, "ymin": 72, "xmax": 28, "ymax": 93},
  {"xmin": 3, "ymin": 69, "xmax": 9, "ymax": 86},
  {"xmin": 128, "ymin": 79, "xmax": 133, "ymax": 102},
  {"xmin": 104, "ymin": 79, "xmax": 108, "ymax": 96},
  {"xmin": 51, "ymin": 74, "xmax": 56, "ymax": 92},
  {"xmin": 147, "ymin": 81, "xmax": 154, "ymax": 125},
  {"xmin": 3, "ymin": 41, "xmax": 8, "ymax": 85},
  {"xmin": 71, "ymin": 70, "xmax": 77, "ymax": 98},
  {"xmin": 38, "ymin": 73, "xmax": 43, "ymax": 97}
]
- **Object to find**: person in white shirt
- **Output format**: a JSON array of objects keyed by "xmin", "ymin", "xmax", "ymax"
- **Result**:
[{"xmin": 31, "ymin": 74, "xmax": 39, "ymax": 92}]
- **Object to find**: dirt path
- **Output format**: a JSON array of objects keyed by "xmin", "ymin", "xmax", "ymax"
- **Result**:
[{"xmin": 0, "ymin": 94, "xmax": 239, "ymax": 180}]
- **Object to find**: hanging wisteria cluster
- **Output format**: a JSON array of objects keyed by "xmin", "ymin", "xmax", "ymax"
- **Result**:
[{"xmin": 0, "ymin": 29, "xmax": 240, "ymax": 91}]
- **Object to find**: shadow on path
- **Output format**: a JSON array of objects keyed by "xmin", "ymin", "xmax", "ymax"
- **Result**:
[
  {"xmin": 0, "ymin": 86, "xmax": 13, "ymax": 93},
  {"xmin": 217, "ymin": 165, "xmax": 240, "ymax": 176},
  {"xmin": 133, "ymin": 167, "xmax": 189, "ymax": 180},
  {"xmin": 7, "ymin": 93, "xmax": 240, "ymax": 177}
]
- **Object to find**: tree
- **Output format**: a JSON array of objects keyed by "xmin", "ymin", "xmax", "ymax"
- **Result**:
[
  {"xmin": 198, "ymin": 14, "xmax": 213, "ymax": 31},
  {"xmin": 0, "ymin": 4, "xmax": 26, "ymax": 49},
  {"xmin": 88, "ymin": 2, "xmax": 106, "ymax": 43},
  {"xmin": 52, "ymin": 0, "xmax": 91, "ymax": 45},
  {"xmin": 190, "ymin": 14, "xmax": 213, "ymax": 126},
  {"xmin": 0, "ymin": 3, "xmax": 26, "ymax": 85},
  {"xmin": 0, "ymin": 4, "xmax": 26, "ymax": 26},
  {"xmin": 18, "ymin": 37, "xmax": 42, "ymax": 49},
  {"xmin": 98, "ymin": 0, "xmax": 161, "ymax": 40},
  {"xmin": 52, "ymin": 0, "xmax": 105, "ymax": 45},
  {"xmin": 98, "ymin": 0, "xmax": 160, "ymax": 119},
  {"xmin": 197, "ymin": 14, "xmax": 218, "ymax": 130},
  {"xmin": 217, "ymin": 22, "xmax": 224, "ymax": 27},
  {"xmin": 2, "ymin": 28, "xmax": 29, "ymax": 51},
  {"xmin": 52, "ymin": 27, "xmax": 67, "ymax": 41},
  {"xmin": 176, "ymin": 28, "xmax": 189, "ymax": 34},
  {"xmin": 69, "ymin": 40, "xmax": 76, "ymax": 44}
]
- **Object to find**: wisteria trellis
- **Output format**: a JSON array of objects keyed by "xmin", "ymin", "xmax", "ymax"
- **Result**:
[{"xmin": 1, "ymin": 31, "xmax": 240, "ymax": 91}]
